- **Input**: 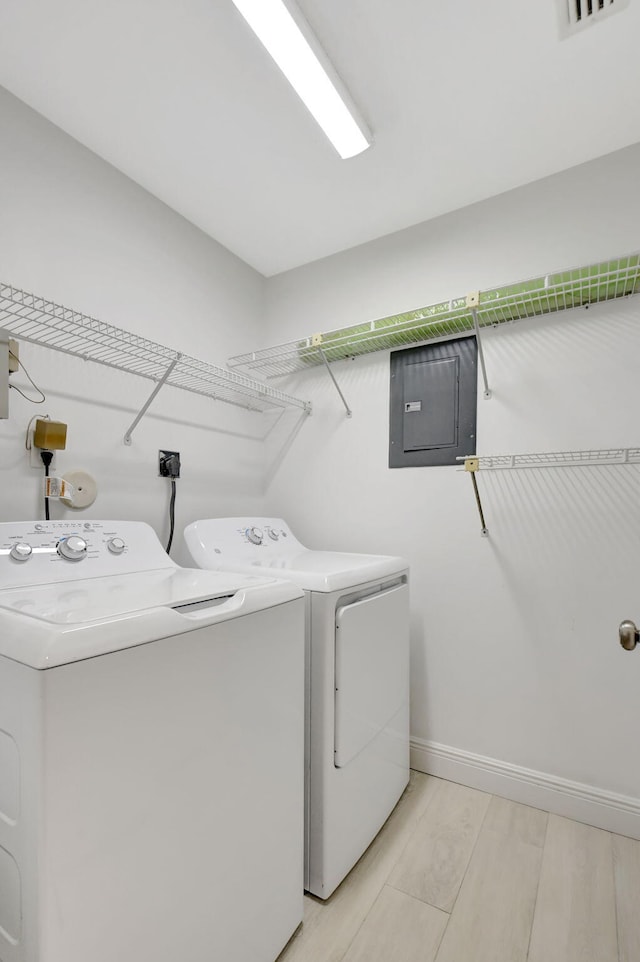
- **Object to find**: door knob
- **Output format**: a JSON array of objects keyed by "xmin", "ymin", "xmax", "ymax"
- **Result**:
[{"xmin": 619, "ymin": 620, "xmax": 639, "ymax": 651}]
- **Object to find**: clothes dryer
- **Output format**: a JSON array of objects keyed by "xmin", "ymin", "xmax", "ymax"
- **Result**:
[
  {"xmin": 0, "ymin": 520, "xmax": 304, "ymax": 962},
  {"xmin": 184, "ymin": 517, "xmax": 410, "ymax": 899}
]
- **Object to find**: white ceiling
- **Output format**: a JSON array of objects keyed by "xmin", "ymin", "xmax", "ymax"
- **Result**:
[{"xmin": 0, "ymin": 0, "xmax": 639, "ymax": 276}]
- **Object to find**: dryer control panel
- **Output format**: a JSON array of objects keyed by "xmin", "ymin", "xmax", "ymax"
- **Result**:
[
  {"xmin": 0, "ymin": 520, "xmax": 174, "ymax": 587},
  {"xmin": 185, "ymin": 517, "xmax": 306, "ymax": 565},
  {"xmin": 242, "ymin": 522, "xmax": 291, "ymax": 547}
]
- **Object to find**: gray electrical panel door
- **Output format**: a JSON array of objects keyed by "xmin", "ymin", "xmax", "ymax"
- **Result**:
[{"xmin": 389, "ymin": 335, "xmax": 477, "ymax": 468}]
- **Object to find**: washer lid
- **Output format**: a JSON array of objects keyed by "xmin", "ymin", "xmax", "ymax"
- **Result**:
[
  {"xmin": 0, "ymin": 568, "xmax": 303, "ymax": 668},
  {"xmin": 0, "ymin": 568, "xmax": 276, "ymax": 624}
]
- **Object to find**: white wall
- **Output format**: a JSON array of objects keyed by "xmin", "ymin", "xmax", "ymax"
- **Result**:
[
  {"xmin": 4, "ymin": 80, "xmax": 640, "ymax": 829},
  {"xmin": 263, "ymin": 144, "xmax": 640, "ymax": 826},
  {"xmin": 0, "ymin": 87, "xmax": 267, "ymax": 564}
]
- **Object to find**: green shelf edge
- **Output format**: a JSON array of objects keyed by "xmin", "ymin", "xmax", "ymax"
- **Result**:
[{"xmin": 295, "ymin": 255, "xmax": 640, "ymax": 366}]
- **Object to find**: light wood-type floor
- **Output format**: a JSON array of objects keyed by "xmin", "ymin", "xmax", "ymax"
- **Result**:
[{"xmin": 277, "ymin": 772, "xmax": 640, "ymax": 962}]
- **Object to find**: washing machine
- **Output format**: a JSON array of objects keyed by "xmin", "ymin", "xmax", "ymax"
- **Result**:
[
  {"xmin": 184, "ymin": 517, "xmax": 410, "ymax": 899},
  {"xmin": 0, "ymin": 520, "xmax": 305, "ymax": 962}
]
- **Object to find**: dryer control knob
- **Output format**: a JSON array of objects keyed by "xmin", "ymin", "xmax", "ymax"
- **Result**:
[
  {"xmin": 57, "ymin": 535, "xmax": 88, "ymax": 561},
  {"xmin": 9, "ymin": 543, "xmax": 32, "ymax": 562},
  {"xmin": 246, "ymin": 526, "xmax": 263, "ymax": 545},
  {"xmin": 107, "ymin": 537, "xmax": 126, "ymax": 555},
  {"xmin": 268, "ymin": 529, "xmax": 279, "ymax": 541}
]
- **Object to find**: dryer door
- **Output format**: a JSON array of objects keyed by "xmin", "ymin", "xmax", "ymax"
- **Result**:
[{"xmin": 334, "ymin": 583, "xmax": 409, "ymax": 768}]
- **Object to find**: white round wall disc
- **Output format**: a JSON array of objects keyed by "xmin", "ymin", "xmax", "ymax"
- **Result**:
[{"xmin": 60, "ymin": 470, "xmax": 98, "ymax": 509}]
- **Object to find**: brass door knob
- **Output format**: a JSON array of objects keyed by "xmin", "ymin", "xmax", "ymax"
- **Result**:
[{"xmin": 619, "ymin": 620, "xmax": 639, "ymax": 651}]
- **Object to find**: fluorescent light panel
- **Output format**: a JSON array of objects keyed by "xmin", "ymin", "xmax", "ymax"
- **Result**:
[{"xmin": 231, "ymin": 0, "xmax": 371, "ymax": 159}]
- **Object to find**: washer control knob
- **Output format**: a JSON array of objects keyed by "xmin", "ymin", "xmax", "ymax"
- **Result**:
[
  {"xmin": 107, "ymin": 537, "xmax": 126, "ymax": 555},
  {"xmin": 246, "ymin": 526, "xmax": 263, "ymax": 545},
  {"xmin": 268, "ymin": 528, "xmax": 279, "ymax": 541},
  {"xmin": 57, "ymin": 535, "xmax": 88, "ymax": 561},
  {"xmin": 9, "ymin": 543, "xmax": 32, "ymax": 562}
]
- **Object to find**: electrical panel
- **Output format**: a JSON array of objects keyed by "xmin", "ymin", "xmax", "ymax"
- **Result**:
[{"xmin": 389, "ymin": 335, "xmax": 477, "ymax": 468}]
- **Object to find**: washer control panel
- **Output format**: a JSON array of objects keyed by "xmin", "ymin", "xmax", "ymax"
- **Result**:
[{"xmin": 0, "ymin": 521, "xmax": 174, "ymax": 588}]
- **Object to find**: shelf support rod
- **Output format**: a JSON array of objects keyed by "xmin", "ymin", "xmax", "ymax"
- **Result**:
[
  {"xmin": 466, "ymin": 293, "xmax": 491, "ymax": 399},
  {"xmin": 318, "ymin": 347, "xmax": 352, "ymax": 417},
  {"xmin": 123, "ymin": 354, "xmax": 181, "ymax": 446},
  {"xmin": 464, "ymin": 457, "xmax": 488, "ymax": 536}
]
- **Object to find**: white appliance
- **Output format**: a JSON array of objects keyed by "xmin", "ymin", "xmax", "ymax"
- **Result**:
[
  {"xmin": 184, "ymin": 517, "xmax": 410, "ymax": 899},
  {"xmin": 0, "ymin": 520, "xmax": 305, "ymax": 962}
]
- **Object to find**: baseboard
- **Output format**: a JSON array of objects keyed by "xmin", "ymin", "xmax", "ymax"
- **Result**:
[{"xmin": 410, "ymin": 737, "xmax": 640, "ymax": 839}]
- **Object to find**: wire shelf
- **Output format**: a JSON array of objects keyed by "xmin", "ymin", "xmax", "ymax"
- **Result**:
[
  {"xmin": 0, "ymin": 283, "xmax": 311, "ymax": 414},
  {"xmin": 228, "ymin": 253, "xmax": 640, "ymax": 379},
  {"xmin": 459, "ymin": 448, "xmax": 640, "ymax": 471}
]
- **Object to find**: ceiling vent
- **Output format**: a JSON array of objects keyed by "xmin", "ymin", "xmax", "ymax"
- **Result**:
[{"xmin": 558, "ymin": 0, "xmax": 631, "ymax": 37}]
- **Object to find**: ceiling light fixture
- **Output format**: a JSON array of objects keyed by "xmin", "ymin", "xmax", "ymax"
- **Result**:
[{"xmin": 230, "ymin": 0, "xmax": 372, "ymax": 159}]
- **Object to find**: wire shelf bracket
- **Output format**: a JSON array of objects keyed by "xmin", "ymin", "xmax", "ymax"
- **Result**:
[
  {"xmin": 317, "ymin": 343, "xmax": 352, "ymax": 416},
  {"xmin": 123, "ymin": 355, "xmax": 181, "ymax": 446},
  {"xmin": 0, "ymin": 283, "xmax": 312, "ymax": 443},
  {"xmin": 228, "ymin": 253, "xmax": 640, "ymax": 390},
  {"xmin": 467, "ymin": 292, "xmax": 492, "ymax": 399},
  {"xmin": 463, "ymin": 457, "xmax": 489, "ymax": 537},
  {"xmin": 459, "ymin": 447, "xmax": 640, "ymax": 536}
]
